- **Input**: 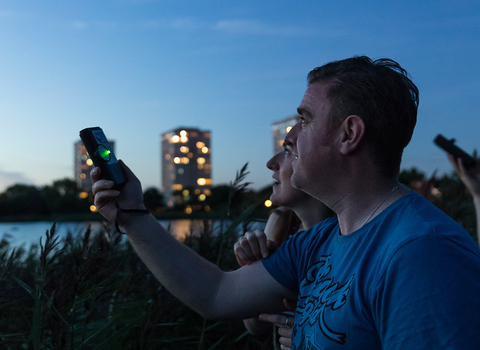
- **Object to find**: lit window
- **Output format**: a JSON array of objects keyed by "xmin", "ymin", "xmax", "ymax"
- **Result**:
[
  {"xmin": 198, "ymin": 194, "xmax": 206, "ymax": 201},
  {"xmin": 90, "ymin": 205, "xmax": 97, "ymax": 212},
  {"xmin": 205, "ymin": 179, "xmax": 212, "ymax": 185},
  {"xmin": 203, "ymin": 189, "xmax": 211, "ymax": 196},
  {"xmin": 86, "ymin": 159, "xmax": 94, "ymax": 166},
  {"xmin": 174, "ymin": 157, "xmax": 181, "ymax": 164},
  {"xmin": 194, "ymin": 189, "xmax": 201, "ymax": 195},
  {"xmin": 197, "ymin": 157, "xmax": 205, "ymax": 164},
  {"xmin": 171, "ymin": 135, "xmax": 180, "ymax": 143},
  {"xmin": 181, "ymin": 157, "xmax": 189, "ymax": 164},
  {"xmin": 180, "ymin": 136, "xmax": 188, "ymax": 143},
  {"xmin": 265, "ymin": 200, "xmax": 273, "ymax": 208},
  {"xmin": 180, "ymin": 146, "xmax": 189, "ymax": 153},
  {"xmin": 80, "ymin": 173, "xmax": 86, "ymax": 179},
  {"xmin": 184, "ymin": 206, "xmax": 192, "ymax": 214},
  {"xmin": 165, "ymin": 154, "xmax": 171, "ymax": 160},
  {"xmin": 182, "ymin": 189, "xmax": 189, "ymax": 196},
  {"xmin": 79, "ymin": 192, "xmax": 88, "ymax": 199},
  {"xmin": 196, "ymin": 141, "xmax": 205, "ymax": 148},
  {"xmin": 197, "ymin": 178, "xmax": 206, "ymax": 186},
  {"xmin": 172, "ymin": 184, "xmax": 183, "ymax": 191},
  {"xmin": 204, "ymin": 205, "xmax": 211, "ymax": 211},
  {"xmin": 197, "ymin": 164, "xmax": 204, "ymax": 170},
  {"xmin": 286, "ymin": 126, "xmax": 293, "ymax": 133},
  {"xmin": 188, "ymin": 152, "xmax": 193, "ymax": 158},
  {"xmin": 180, "ymin": 130, "xmax": 187, "ymax": 136},
  {"xmin": 202, "ymin": 147, "xmax": 209, "ymax": 154}
]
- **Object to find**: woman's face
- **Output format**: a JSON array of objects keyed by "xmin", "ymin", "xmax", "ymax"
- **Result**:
[{"xmin": 266, "ymin": 146, "xmax": 306, "ymax": 208}]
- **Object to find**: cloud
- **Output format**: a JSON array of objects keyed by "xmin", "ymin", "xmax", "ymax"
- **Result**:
[
  {"xmin": 139, "ymin": 17, "xmax": 312, "ymax": 36},
  {"xmin": 0, "ymin": 10, "xmax": 26, "ymax": 18},
  {"xmin": 214, "ymin": 19, "xmax": 313, "ymax": 36},
  {"xmin": 72, "ymin": 20, "xmax": 87, "ymax": 30},
  {"xmin": 141, "ymin": 18, "xmax": 206, "ymax": 31},
  {"xmin": 0, "ymin": 170, "xmax": 34, "ymax": 193}
]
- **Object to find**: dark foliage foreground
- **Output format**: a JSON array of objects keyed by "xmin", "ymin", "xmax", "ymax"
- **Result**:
[{"xmin": 0, "ymin": 219, "xmax": 275, "ymax": 350}]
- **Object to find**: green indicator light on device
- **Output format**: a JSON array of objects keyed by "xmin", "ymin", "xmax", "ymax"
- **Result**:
[{"xmin": 98, "ymin": 145, "xmax": 111, "ymax": 161}]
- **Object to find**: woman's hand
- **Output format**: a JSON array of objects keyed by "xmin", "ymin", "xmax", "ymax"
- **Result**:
[
  {"xmin": 234, "ymin": 230, "xmax": 277, "ymax": 266},
  {"xmin": 447, "ymin": 154, "xmax": 480, "ymax": 199}
]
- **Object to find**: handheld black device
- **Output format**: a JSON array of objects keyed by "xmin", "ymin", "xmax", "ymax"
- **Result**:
[
  {"xmin": 433, "ymin": 134, "xmax": 476, "ymax": 167},
  {"xmin": 79, "ymin": 127, "xmax": 127, "ymax": 186}
]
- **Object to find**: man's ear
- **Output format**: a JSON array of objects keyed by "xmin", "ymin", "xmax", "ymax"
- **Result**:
[{"xmin": 339, "ymin": 115, "xmax": 365, "ymax": 155}]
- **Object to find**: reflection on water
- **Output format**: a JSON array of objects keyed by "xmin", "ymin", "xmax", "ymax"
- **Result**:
[{"xmin": 166, "ymin": 219, "xmax": 209, "ymax": 241}]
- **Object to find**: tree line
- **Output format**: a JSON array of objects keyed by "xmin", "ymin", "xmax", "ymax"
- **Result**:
[{"xmin": 0, "ymin": 178, "xmax": 272, "ymax": 220}]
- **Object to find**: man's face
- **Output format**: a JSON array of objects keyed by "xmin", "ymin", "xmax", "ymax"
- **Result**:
[{"xmin": 285, "ymin": 82, "xmax": 339, "ymax": 198}]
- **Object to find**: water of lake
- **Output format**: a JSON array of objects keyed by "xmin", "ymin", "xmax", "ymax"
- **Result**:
[{"xmin": 0, "ymin": 220, "xmax": 265, "ymax": 248}]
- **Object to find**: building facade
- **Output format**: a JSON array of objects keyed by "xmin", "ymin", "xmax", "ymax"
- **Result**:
[
  {"xmin": 161, "ymin": 127, "xmax": 212, "ymax": 208},
  {"xmin": 271, "ymin": 115, "xmax": 299, "ymax": 155},
  {"xmin": 74, "ymin": 140, "xmax": 116, "ymax": 199}
]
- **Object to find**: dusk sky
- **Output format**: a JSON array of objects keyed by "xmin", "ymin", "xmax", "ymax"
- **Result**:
[{"xmin": 1, "ymin": 0, "xmax": 479, "ymax": 193}]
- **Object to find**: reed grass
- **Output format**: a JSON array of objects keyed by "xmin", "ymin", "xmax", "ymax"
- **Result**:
[{"xmin": 0, "ymin": 217, "xmax": 277, "ymax": 349}]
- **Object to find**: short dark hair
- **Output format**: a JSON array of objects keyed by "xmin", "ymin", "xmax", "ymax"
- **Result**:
[{"xmin": 307, "ymin": 56, "xmax": 419, "ymax": 177}]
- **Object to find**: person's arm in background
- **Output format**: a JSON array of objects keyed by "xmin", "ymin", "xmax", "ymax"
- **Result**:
[
  {"xmin": 448, "ymin": 154, "xmax": 480, "ymax": 245},
  {"xmin": 234, "ymin": 211, "xmax": 281, "ymax": 336},
  {"xmin": 234, "ymin": 209, "xmax": 297, "ymax": 340},
  {"xmin": 91, "ymin": 161, "xmax": 296, "ymax": 321}
]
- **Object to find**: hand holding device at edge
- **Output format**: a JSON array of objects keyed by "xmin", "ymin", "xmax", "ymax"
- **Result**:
[
  {"xmin": 91, "ymin": 160, "xmax": 147, "ymax": 229},
  {"xmin": 234, "ymin": 230, "xmax": 278, "ymax": 266},
  {"xmin": 447, "ymin": 154, "xmax": 480, "ymax": 198}
]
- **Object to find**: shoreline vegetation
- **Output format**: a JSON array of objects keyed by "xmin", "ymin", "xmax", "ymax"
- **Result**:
[
  {"xmin": 0, "ymin": 209, "xmax": 269, "ymax": 223},
  {"xmin": 1, "ymin": 166, "xmax": 479, "ymax": 348}
]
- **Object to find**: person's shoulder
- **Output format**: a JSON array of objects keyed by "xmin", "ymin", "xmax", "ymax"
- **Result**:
[
  {"xmin": 381, "ymin": 191, "xmax": 480, "ymax": 256},
  {"xmin": 385, "ymin": 192, "xmax": 462, "ymax": 234}
]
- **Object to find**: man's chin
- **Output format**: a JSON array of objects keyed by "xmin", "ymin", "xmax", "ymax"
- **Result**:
[{"xmin": 290, "ymin": 174, "xmax": 303, "ymax": 190}]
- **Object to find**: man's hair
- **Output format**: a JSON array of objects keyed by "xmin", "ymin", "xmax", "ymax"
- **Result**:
[{"xmin": 307, "ymin": 56, "xmax": 419, "ymax": 178}]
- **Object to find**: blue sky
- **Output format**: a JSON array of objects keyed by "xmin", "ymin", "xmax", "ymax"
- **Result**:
[{"xmin": 0, "ymin": 0, "xmax": 479, "ymax": 192}]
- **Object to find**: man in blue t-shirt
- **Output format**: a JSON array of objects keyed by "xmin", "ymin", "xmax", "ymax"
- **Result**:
[
  {"xmin": 90, "ymin": 56, "xmax": 480, "ymax": 349},
  {"xmin": 263, "ymin": 191, "xmax": 480, "ymax": 348}
]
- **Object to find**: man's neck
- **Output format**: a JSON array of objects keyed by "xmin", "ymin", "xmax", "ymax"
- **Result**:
[{"xmin": 329, "ymin": 178, "xmax": 411, "ymax": 236}]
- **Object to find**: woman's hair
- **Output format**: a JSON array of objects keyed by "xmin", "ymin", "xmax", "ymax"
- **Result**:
[{"xmin": 269, "ymin": 208, "xmax": 302, "ymax": 247}]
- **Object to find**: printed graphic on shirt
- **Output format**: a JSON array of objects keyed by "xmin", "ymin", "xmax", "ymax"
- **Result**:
[
  {"xmin": 295, "ymin": 255, "xmax": 354, "ymax": 346},
  {"xmin": 295, "ymin": 329, "xmax": 324, "ymax": 350}
]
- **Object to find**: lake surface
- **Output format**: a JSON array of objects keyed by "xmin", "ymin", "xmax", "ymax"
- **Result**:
[{"xmin": 0, "ymin": 219, "xmax": 265, "ymax": 248}]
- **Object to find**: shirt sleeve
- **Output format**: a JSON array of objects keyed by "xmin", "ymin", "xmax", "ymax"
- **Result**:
[
  {"xmin": 261, "ymin": 230, "xmax": 303, "ymax": 293},
  {"xmin": 373, "ymin": 233, "xmax": 480, "ymax": 349}
]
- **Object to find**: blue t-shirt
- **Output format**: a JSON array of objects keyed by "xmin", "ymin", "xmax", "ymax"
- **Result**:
[{"xmin": 263, "ymin": 192, "xmax": 480, "ymax": 349}]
